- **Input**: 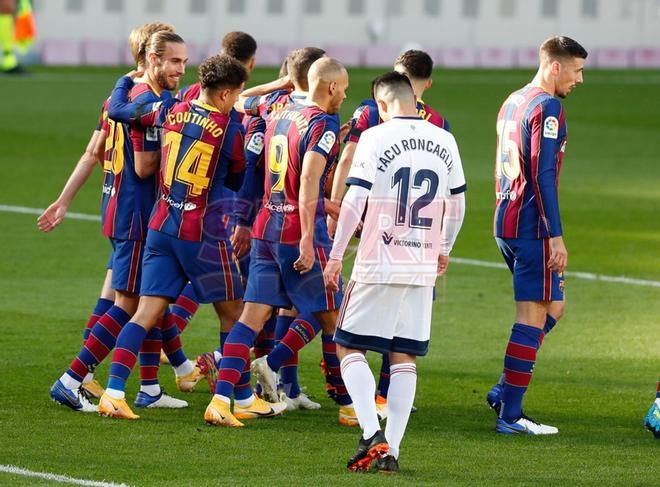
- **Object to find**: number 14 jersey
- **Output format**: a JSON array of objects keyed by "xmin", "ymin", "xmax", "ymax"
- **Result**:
[{"xmin": 346, "ymin": 117, "xmax": 466, "ymax": 286}]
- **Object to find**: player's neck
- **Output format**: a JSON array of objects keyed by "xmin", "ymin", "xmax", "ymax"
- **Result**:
[
  {"xmin": 144, "ymin": 70, "xmax": 164, "ymax": 95},
  {"xmin": 388, "ymin": 101, "xmax": 418, "ymax": 119},
  {"xmin": 307, "ymin": 91, "xmax": 330, "ymax": 112},
  {"xmin": 531, "ymin": 71, "xmax": 556, "ymax": 97}
]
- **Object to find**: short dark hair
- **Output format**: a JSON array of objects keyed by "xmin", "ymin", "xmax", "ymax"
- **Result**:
[
  {"xmin": 540, "ymin": 36, "xmax": 588, "ymax": 61},
  {"xmin": 221, "ymin": 31, "xmax": 257, "ymax": 63},
  {"xmin": 394, "ymin": 49, "xmax": 433, "ymax": 80},
  {"xmin": 372, "ymin": 71, "xmax": 415, "ymax": 100},
  {"xmin": 199, "ymin": 54, "xmax": 249, "ymax": 92},
  {"xmin": 287, "ymin": 47, "xmax": 326, "ymax": 89}
]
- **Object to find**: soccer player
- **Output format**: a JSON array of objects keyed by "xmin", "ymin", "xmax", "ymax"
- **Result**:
[
  {"xmin": 328, "ymin": 49, "xmax": 450, "ymax": 419},
  {"xmin": 323, "ymin": 71, "xmax": 465, "ymax": 472},
  {"xmin": 49, "ymin": 29, "xmax": 199, "ymax": 412},
  {"xmin": 204, "ymin": 57, "xmax": 349, "ymax": 427},
  {"xmin": 44, "ymin": 22, "xmax": 183, "ymax": 409},
  {"xmin": 486, "ymin": 36, "xmax": 587, "ymax": 435},
  {"xmin": 645, "ymin": 379, "xmax": 660, "ymax": 438},
  {"xmin": 98, "ymin": 54, "xmax": 270, "ymax": 421}
]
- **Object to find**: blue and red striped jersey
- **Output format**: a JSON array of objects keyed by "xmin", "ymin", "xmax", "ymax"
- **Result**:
[
  {"xmin": 494, "ymin": 85, "xmax": 567, "ymax": 239},
  {"xmin": 100, "ymin": 82, "xmax": 162, "ymax": 241},
  {"xmin": 252, "ymin": 102, "xmax": 339, "ymax": 247},
  {"xmin": 344, "ymin": 98, "xmax": 450, "ymax": 144},
  {"xmin": 108, "ymin": 76, "xmax": 246, "ymax": 242}
]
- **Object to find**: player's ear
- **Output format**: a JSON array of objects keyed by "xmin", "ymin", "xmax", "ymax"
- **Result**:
[
  {"xmin": 425, "ymin": 78, "xmax": 432, "ymax": 91},
  {"xmin": 550, "ymin": 60, "xmax": 561, "ymax": 76},
  {"xmin": 329, "ymin": 80, "xmax": 337, "ymax": 96}
]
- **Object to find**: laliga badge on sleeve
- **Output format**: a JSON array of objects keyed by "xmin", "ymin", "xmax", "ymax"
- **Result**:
[
  {"xmin": 543, "ymin": 116, "xmax": 559, "ymax": 139},
  {"xmin": 318, "ymin": 131, "xmax": 336, "ymax": 154}
]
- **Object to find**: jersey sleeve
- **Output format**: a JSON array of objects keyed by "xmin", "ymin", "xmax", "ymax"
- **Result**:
[
  {"xmin": 96, "ymin": 100, "xmax": 108, "ymax": 131},
  {"xmin": 345, "ymin": 129, "xmax": 379, "ymax": 190},
  {"xmin": 529, "ymin": 98, "xmax": 564, "ymax": 237},
  {"xmin": 305, "ymin": 114, "xmax": 339, "ymax": 160},
  {"xmin": 243, "ymin": 89, "xmax": 289, "ymax": 118},
  {"xmin": 344, "ymin": 100, "xmax": 379, "ymax": 143},
  {"xmin": 130, "ymin": 91, "xmax": 162, "ymax": 152},
  {"xmin": 236, "ymin": 117, "xmax": 266, "ymax": 226},
  {"xmin": 108, "ymin": 76, "xmax": 174, "ymax": 127},
  {"xmin": 446, "ymin": 134, "xmax": 467, "ymax": 195}
]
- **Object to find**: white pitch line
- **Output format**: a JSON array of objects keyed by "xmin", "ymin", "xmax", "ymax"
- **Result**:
[
  {"xmin": 0, "ymin": 204, "xmax": 101, "ymax": 221},
  {"xmin": 3, "ymin": 203, "xmax": 660, "ymax": 289},
  {"xmin": 0, "ymin": 464, "xmax": 131, "ymax": 487}
]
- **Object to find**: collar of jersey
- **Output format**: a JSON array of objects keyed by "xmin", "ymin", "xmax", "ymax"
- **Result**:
[
  {"xmin": 192, "ymin": 99, "xmax": 221, "ymax": 113},
  {"xmin": 133, "ymin": 77, "xmax": 162, "ymax": 96},
  {"xmin": 393, "ymin": 116, "xmax": 423, "ymax": 120}
]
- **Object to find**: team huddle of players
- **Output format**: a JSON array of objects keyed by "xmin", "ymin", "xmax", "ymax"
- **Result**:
[{"xmin": 39, "ymin": 22, "xmax": 659, "ymax": 474}]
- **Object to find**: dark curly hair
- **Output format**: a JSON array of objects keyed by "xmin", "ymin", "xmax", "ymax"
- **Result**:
[
  {"xmin": 394, "ymin": 50, "xmax": 434, "ymax": 80},
  {"xmin": 199, "ymin": 54, "xmax": 248, "ymax": 91}
]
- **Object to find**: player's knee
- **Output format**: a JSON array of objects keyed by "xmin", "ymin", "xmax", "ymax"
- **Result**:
[
  {"xmin": 548, "ymin": 300, "xmax": 565, "ymax": 322},
  {"xmin": 237, "ymin": 302, "xmax": 272, "ymax": 331}
]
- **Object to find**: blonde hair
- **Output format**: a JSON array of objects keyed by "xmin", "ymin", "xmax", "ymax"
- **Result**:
[
  {"xmin": 128, "ymin": 22, "xmax": 175, "ymax": 67},
  {"xmin": 144, "ymin": 31, "xmax": 185, "ymax": 62}
]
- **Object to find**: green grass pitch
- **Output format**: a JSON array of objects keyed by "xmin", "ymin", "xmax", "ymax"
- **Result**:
[{"xmin": 0, "ymin": 66, "xmax": 658, "ymax": 485}]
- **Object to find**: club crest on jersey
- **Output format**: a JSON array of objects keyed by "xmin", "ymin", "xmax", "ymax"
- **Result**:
[
  {"xmin": 246, "ymin": 132, "xmax": 265, "ymax": 154},
  {"xmin": 543, "ymin": 116, "xmax": 559, "ymax": 139},
  {"xmin": 318, "ymin": 131, "xmax": 336, "ymax": 153}
]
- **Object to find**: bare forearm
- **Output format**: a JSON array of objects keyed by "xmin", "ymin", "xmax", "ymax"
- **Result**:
[
  {"xmin": 57, "ymin": 131, "xmax": 102, "ymax": 206},
  {"xmin": 330, "ymin": 142, "xmax": 356, "ymax": 204},
  {"xmin": 299, "ymin": 176, "xmax": 319, "ymax": 242}
]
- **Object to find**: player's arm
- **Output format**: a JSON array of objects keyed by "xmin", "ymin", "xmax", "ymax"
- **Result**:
[
  {"xmin": 233, "ymin": 120, "xmax": 265, "ymax": 257},
  {"xmin": 531, "ymin": 99, "xmax": 567, "ymax": 272},
  {"xmin": 295, "ymin": 150, "xmax": 326, "ymax": 274},
  {"xmin": 436, "ymin": 134, "xmax": 467, "ymax": 275},
  {"xmin": 234, "ymin": 76, "xmax": 293, "ymax": 114},
  {"xmin": 324, "ymin": 131, "xmax": 378, "ymax": 291},
  {"xmin": 37, "ymin": 129, "xmax": 103, "ymax": 232},
  {"xmin": 108, "ymin": 73, "xmax": 172, "ymax": 127}
]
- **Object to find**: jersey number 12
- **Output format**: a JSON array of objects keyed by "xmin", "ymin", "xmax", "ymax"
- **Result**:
[{"xmin": 391, "ymin": 167, "xmax": 439, "ymax": 230}]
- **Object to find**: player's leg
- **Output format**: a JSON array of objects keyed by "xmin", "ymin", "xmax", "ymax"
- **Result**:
[
  {"xmin": 0, "ymin": 0, "xmax": 19, "ymax": 73},
  {"xmin": 206, "ymin": 239, "xmax": 290, "ymax": 426},
  {"xmin": 78, "ymin": 267, "xmax": 115, "ymax": 399},
  {"xmin": 50, "ymin": 240, "xmax": 142, "ymax": 412},
  {"xmin": 378, "ymin": 284, "xmax": 432, "ymax": 473},
  {"xmin": 492, "ymin": 238, "xmax": 561, "ymax": 435},
  {"xmin": 645, "ymin": 379, "xmax": 660, "ymax": 438},
  {"xmin": 99, "ymin": 231, "xmax": 187, "ymax": 418}
]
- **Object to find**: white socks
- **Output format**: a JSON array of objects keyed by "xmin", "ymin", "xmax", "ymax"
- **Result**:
[
  {"xmin": 174, "ymin": 359, "xmax": 195, "ymax": 377},
  {"xmin": 105, "ymin": 388, "xmax": 125, "ymax": 400},
  {"xmin": 385, "ymin": 363, "xmax": 417, "ymax": 459},
  {"xmin": 82, "ymin": 372, "xmax": 94, "ymax": 384},
  {"xmin": 60, "ymin": 373, "xmax": 82, "ymax": 390},
  {"xmin": 234, "ymin": 395, "xmax": 255, "ymax": 407},
  {"xmin": 213, "ymin": 393, "xmax": 231, "ymax": 405},
  {"xmin": 140, "ymin": 384, "xmax": 161, "ymax": 396},
  {"xmin": 340, "ymin": 353, "xmax": 380, "ymax": 439}
]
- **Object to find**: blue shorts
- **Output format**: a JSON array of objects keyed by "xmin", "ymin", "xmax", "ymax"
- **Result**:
[
  {"xmin": 109, "ymin": 238, "xmax": 144, "ymax": 294},
  {"xmin": 496, "ymin": 237, "xmax": 564, "ymax": 302},
  {"xmin": 140, "ymin": 230, "xmax": 244, "ymax": 304},
  {"xmin": 244, "ymin": 239, "xmax": 343, "ymax": 313}
]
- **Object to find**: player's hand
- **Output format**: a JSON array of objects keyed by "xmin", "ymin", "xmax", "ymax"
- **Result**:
[
  {"xmin": 323, "ymin": 258, "xmax": 342, "ymax": 292},
  {"xmin": 547, "ymin": 236, "xmax": 568, "ymax": 273},
  {"xmin": 125, "ymin": 69, "xmax": 144, "ymax": 80},
  {"xmin": 437, "ymin": 255, "xmax": 449, "ymax": 276},
  {"xmin": 37, "ymin": 201, "xmax": 67, "ymax": 232},
  {"xmin": 339, "ymin": 121, "xmax": 351, "ymax": 141},
  {"xmin": 294, "ymin": 238, "xmax": 315, "ymax": 274},
  {"xmin": 327, "ymin": 216, "xmax": 337, "ymax": 239},
  {"xmin": 231, "ymin": 225, "xmax": 251, "ymax": 258},
  {"xmin": 324, "ymin": 198, "xmax": 340, "ymax": 221}
]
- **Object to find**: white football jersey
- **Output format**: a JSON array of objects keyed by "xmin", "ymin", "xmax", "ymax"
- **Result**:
[{"xmin": 346, "ymin": 117, "xmax": 466, "ymax": 286}]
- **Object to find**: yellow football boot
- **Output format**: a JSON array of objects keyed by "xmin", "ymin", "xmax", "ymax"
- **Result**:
[
  {"xmin": 81, "ymin": 379, "xmax": 105, "ymax": 399},
  {"xmin": 176, "ymin": 365, "xmax": 204, "ymax": 392},
  {"xmin": 233, "ymin": 396, "xmax": 286, "ymax": 420},
  {"xmin": 339, "ymin": 405, "xmax": 359, "ymax": 427},
  {"xmin": 204, "ymin": 397, "xmax": 244, "ymax": 427},
  {"xmin": 98, "ymin": 393, "xmax": 140, "ymax": 420}
]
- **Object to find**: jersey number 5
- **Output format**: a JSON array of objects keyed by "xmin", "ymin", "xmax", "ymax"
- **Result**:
[
  {"xmin": 496, "ymin": 120, "xmax": 521, "ymax": 180},
  {"xmin": 392, "ymin": 167, "xmax": 439, "ymax": 230},
  {"xmin": 163, "ymin": 131, "xmax": 213, "ymax": 197}
]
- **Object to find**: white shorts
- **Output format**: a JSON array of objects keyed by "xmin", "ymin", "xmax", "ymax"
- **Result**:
[{"xmin": 334, "ymin": 280, "xmax": 433, "ymax": 356}]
